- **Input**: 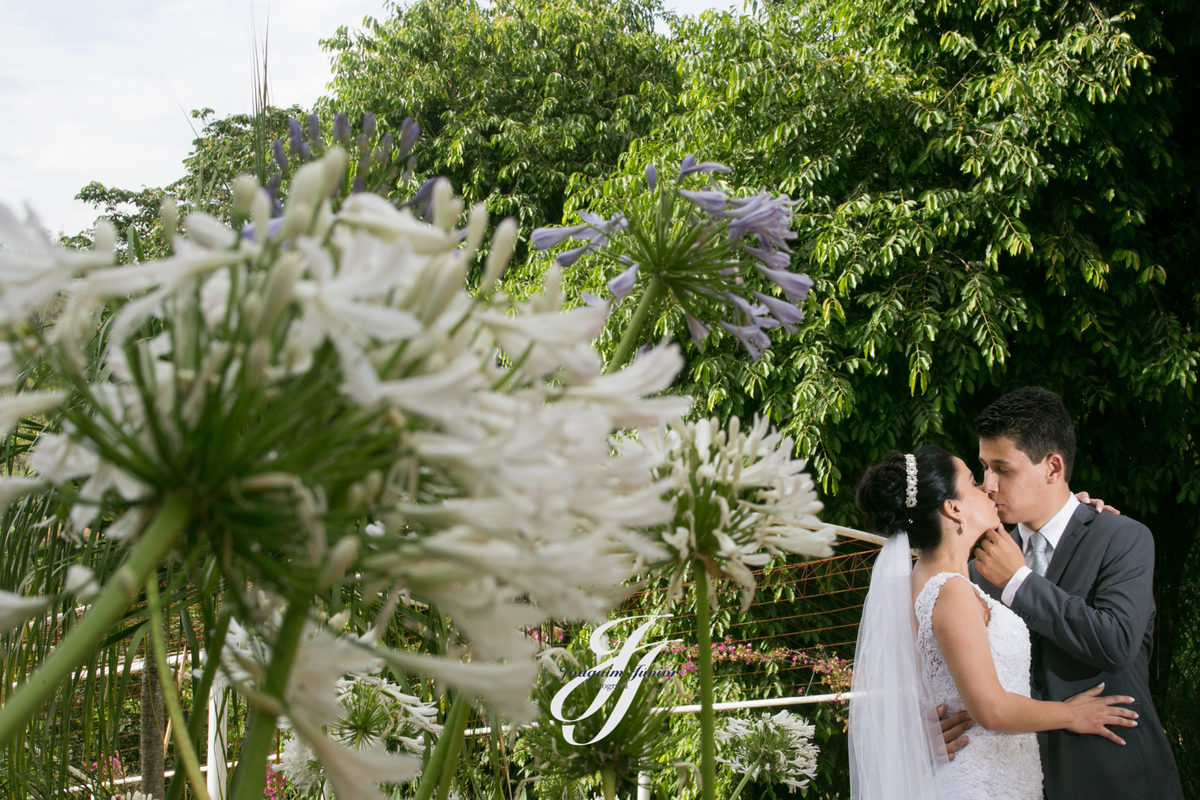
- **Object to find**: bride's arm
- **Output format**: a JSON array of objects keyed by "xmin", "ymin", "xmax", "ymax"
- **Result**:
[{"xmin": 932, "ymin": 576, "xmax": 1136, "ymax": 743}]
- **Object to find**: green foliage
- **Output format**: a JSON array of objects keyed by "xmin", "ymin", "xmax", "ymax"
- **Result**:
[
  {"xmin": 321, "ymin": 0, "xmax": 681, "ymax": 235},
  {"xmin": 557, "ymin": 0, "xmax": 1198, "ymax": 786},
  {"xmin": 176, "ymin": 105, "xmax": 308, "ymax": 217}
]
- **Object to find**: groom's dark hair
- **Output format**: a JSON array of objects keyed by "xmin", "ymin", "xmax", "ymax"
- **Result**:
[{"xmin": 975, "ymin": 386, "xmax": 1076, "ymax": 480}]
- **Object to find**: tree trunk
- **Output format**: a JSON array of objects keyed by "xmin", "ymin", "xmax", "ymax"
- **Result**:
[{"xmin": 140, "ymin": 638, "xmax": 167, "ymax": 799}]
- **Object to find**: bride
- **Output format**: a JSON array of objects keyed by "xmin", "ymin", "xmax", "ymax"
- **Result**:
[{"xmin": 847, "ymin": 446, "xmax": 1138, "ymax": 799}]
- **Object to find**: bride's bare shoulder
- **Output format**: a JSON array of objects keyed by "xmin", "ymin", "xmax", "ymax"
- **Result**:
[{"xmin": 927, "ymin": 573, "xmax": 990, "ymax": 627}]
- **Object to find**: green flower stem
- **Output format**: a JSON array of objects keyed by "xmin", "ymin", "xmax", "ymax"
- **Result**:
[
  {"xmin": 435, "ymin": 696, "xmax": 469, "ymax": 800},
  {"xmin": 693, "ymin": 560, "xmax": 716, "ymax": 800},
  {"xmin": 145, "ymin": 576, "xmax": 211, "ymax": 800},
  {"xmin": 606, "ymin": 275, "xmax": 665, "ymax": 373},
  {"xmin": 0, "ymin": 495, "xmax": 191, "ymax": 748},
  {"xmin": 227, "ymin": 598, "xmax": 310, "ymax": 799},
  {"xmin": 729, "ymin": 770, "xmax": 753, "ymax": 800},
  {"xmin": 602, "ymin": 766, "xmax": 617, "ymax": 800},
  {"xmin": 415, "ymin": 692, "xmax": 469, "ymax": 800}
]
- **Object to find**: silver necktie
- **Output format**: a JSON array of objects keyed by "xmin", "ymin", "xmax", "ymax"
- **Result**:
[{"xmin": 1027, "ymin": 531, "xmax": 1052, "ymax": 577}]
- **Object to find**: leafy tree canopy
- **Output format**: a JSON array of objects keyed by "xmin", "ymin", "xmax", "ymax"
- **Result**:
[{"xmin": 320, "ymin": 0, "xmax": 682, "ymax": 234}]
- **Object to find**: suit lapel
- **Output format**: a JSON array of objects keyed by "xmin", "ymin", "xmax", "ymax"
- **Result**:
[{"xmin": 1045, "ymin": 504, "xmax": 1094, "ymax": 584}]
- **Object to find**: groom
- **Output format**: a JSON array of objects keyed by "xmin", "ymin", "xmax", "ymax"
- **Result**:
[{"xmin": 966, "ymin": 386, "xmax": 1182, "ymax": 799}]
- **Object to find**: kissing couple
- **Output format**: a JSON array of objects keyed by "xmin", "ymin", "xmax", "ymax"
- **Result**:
[{"xmin": 848, "ymin": 387, "xmax": 1182, "ymax": 799}]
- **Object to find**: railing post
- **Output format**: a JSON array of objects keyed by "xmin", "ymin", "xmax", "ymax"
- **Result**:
[{"xmin": 206, "ymin": 683, "xmax": 228, "ymax": 799}]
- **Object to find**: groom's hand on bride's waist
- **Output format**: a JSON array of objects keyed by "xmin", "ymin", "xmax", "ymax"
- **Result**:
[
  {"xmin": 937, "ymin": 704, "xmax": 973, "ymax": 759},
  {"xmin": 975, "ymin": 527, "xmax": 1025, "ymax": 588}
]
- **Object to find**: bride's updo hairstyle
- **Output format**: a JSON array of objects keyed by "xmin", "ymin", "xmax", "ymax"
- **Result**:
[{"xmin": 855, "ymin": 445, "xmax": 958, "ymax": 551}]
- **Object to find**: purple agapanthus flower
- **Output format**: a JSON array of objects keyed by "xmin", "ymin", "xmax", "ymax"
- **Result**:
[
  {"xmin": 272, "ymin": 139, "xmax": 288, "ymax": 173},
  {"xmin": 744, "ymin": 245, "xmax": 791, "ymax": 270},
  {"xmin": 725, "ymin": 191, "xmax": 798, "ymax": 251},
  {"xmin": 363, "ymin": 111, "xmax": 377, "ymax": 139},
  {"xmin": 555, "ymin": 243, "xmax": 594, "ymax": 268},
  {"xmin": 530, "ymin": 212, "xmax": 627, "ymax": 268},
  {"xmin": 751, "ymin": 290, "xmax": 805, "ymax": 332},
  {"xmin": 607, "ymin": 262, "xmax": 640, "ymax": 301},
  {"xmin": 685, "ymin": 313, "xmax": 711, "ymax": 345},
  {"xmin": 397, "ymin": 117, "xmax": 420, "ymax": 159},
  {"xmin": 719, "ymin": 321, "xmax": 772, "ymax": 361},
  {"xmin": 287, "ymin": 118, "xmax": 304, "ymax": 156},
  {"xmin": 679, "ymin": 154, "xmax": 732, "ymax": 177},
  {"xmin": 530, "ymin": 223, "xmax": 594, "ymax": 250},
  {"xmin": 727, "ymin": 293, "xmax": 781, "ymax": 332},
  {"xmin": 680, "ymin": 189, "xmax": 728, "ymax": 216},
  {"xmin": 753, "ymin": 264, "xmax": 813, "ymax": 303},
  {"xmin": 332, "ymin": 113, "xmax": 351, "ymax": 145},
  {"xmin": 306, "ymin": 113, "xmax": 323, "ymax": 151},
  {"xmin": 646, "ymin": 164, "xmax": 658, "ymax": 191}
]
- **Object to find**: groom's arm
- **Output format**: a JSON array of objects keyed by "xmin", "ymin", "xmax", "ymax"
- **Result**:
[{"xmin": 981, "ymin": 523, "xmax": 1155, "ymax": 673}]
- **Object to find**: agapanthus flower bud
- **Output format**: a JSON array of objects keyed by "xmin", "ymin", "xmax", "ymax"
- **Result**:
[
  {"xmin": 92, "ymin": 219, "xmax": 117, "ymax": 257},
  {"xmin": 317, "ymin": 536, "xmax": 360, "ymax": 590},
  {"xmin": 273, "ymin": 138, "xmax": 289, "ymax": 173},
  {"xmin": 332, "ymin": 113, "xmax": 351, "ymax": 145},
  {"xmin": 362, "ymin": 111, "xmax": 377, "ymax": 139},
  {"xmin": 232, "ymin": 174, "xmax": 260, "ymax": 218},
  {"xmin": 481, "ymin": 217, "xmax": 518, "ymax": 293},
  {"xmin": 250, "ymin": 188, "xmax": 272, "ymax": 240},
  {"xmin": 306, "ymin": 113, "xmax": 324, "ymax": 153},
  {"xmin": 646, "ymin": 164, "xmax": 658, "ymax": 191},
  {"xmin": 159, "ymin": 196, "xmax": 178, "ymax": 242},
  {"xmin": 679, "ymin": 154, "xmax": 732, "ymax": 177},
  {"xmin": 431, "ymin": 179, "xmax": 461, "ymax": 231},
  {"xmin": 287, "ymin": 118, "xmax": 304, "ymax": 155},
  {"xmin": 397, "ymin": 117, "xmax": 419, "ymax": 158}
]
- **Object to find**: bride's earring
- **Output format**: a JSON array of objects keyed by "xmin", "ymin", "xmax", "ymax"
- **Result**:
[{"xmin": 957, "ymin": 520, "xmax": 964, "ymax": 537}]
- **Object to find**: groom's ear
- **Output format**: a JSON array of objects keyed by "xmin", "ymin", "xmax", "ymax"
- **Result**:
[{"xmin": 1044, "ymin": 453, "xmax": 1067, "ymax": 484}]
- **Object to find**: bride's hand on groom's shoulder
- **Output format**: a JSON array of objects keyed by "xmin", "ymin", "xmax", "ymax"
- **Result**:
[
  {"xmin": 1065, "ymin": 682, "xmax": 1139, "ymax": 745},
  {"xmin": 974, "ymin": 527, "xmax": 1025, "ymax": 588},
  {"xmin": 1075, "ymin": 491, "xmax": 1122, "ymax": 515}
]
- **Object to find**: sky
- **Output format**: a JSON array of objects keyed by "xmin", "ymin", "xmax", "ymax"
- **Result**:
[{"xmin": 0, "ymin": 0, "xmax": 735, "ymax": 238}]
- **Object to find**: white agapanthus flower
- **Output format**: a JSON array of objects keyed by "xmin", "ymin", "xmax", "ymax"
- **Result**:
[
  {"xmin": 0, "ymin": 145, "xmax": 691, "ymax": 791},
  {"xmin": 0, "ymin": 590, "xmax": 51, "ymax": 633},
  {"xmin": 221, "ymin": 606, "xmax": 424, "ymax": 800},
  {"xmin": 637, "ymin": 416, "xmax": 836, "ymax": 609},
  {"xmin": 716, "ymin": 710, "xmax": 820, "ymax": 794}
]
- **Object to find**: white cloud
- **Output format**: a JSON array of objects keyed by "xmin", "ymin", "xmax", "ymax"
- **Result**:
[{"xmin": 0, "ymin": 0, "xmax": 729, "ymax": 238}]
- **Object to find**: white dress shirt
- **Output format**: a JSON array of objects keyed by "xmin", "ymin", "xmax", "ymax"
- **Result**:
[{"xmin": 1000, "ymin": 494, "xmax": 1081, "ymax": 607}]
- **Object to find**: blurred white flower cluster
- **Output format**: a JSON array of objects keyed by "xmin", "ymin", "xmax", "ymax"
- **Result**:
[
  {"xmin": 0, "ymin": 148, "xmax": 691, "ymax": 791},
  {"xmin": 636, "ymin": 416, "xmax": 836, "ymax": 610},
  {"xmin": 221, "ymin": 602, "xmax": 440, "ymax": 800},
  {"xmin": 716, "ymin": 710, "xmax": 820, "ymax": 794}
]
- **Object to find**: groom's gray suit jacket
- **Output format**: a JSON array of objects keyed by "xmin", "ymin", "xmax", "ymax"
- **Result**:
[{"xmin": 972, "ymin": 504, "xmax": 1183, "ymax": 800}]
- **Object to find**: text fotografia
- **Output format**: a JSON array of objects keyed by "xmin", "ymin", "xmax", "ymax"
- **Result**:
[
  {"xmin": 550, "ymin": 615, "xmax": 680, "ymax": 744},
  {"xmin": 560, "ymin": 666, "xmax": 680, "ymax": 680}
]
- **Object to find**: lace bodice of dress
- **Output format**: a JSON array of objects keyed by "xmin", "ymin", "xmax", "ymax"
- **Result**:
[{"xmin": 913, "ymin": 572, "xmax": 1043, "ymax": 799}]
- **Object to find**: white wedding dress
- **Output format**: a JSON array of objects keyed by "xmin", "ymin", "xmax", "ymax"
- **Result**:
[{"xmin": 913, "ymin": 573, "xmax": 1043, "ymax": 799}]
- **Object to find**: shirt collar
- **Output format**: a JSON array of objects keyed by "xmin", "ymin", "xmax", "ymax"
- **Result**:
[{"xmin": 1017, "ymin": 494, "xmax": 1080, "ymax": 550}]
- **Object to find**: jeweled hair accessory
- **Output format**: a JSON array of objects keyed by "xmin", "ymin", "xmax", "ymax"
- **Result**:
[{"xmin": 904, "ymin": 453, "xmax": 918, "ymax": 508}]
